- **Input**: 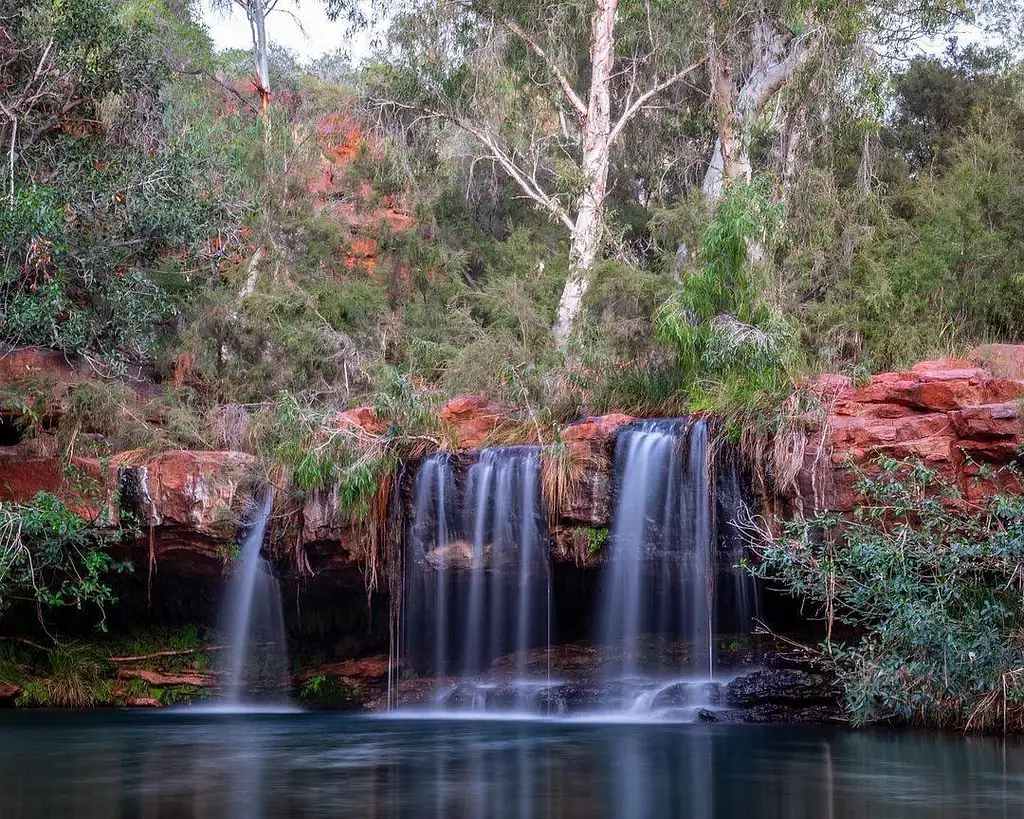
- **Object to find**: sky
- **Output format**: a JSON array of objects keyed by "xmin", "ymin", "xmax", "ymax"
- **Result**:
[{"xmin": 200, "ymin": 3, "xmax": 1015, "ymax": 65}]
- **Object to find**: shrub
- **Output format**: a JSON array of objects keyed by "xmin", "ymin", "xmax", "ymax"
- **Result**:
[
  {"xmin": 752, "ymin": 456, "xmax": 1024, "ymax": 731},
  {"xmin": 0, "ymin": 492, "xmax": 132, "ymax": 632}
]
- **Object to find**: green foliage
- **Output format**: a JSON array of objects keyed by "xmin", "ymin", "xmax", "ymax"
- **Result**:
[
  {"xmin": 0, "ymin": 492, "xmax": 132, "ymax": 631},
  {"xmin": 653, "ymin": 177, "xmax": 799, "ymax": 433},
  {"xmin": 297, "ymin": 672, "xmax": 362, "ymax": 708},
  {"xmin": 584, "ymin": 527, "xmax": 608, "ymax": 557},
  {"xmin": 255, "ymin": 370, "xmax": 437, "ymax": 520},
  {"xmin": 784, "ymin": 45, "xmax": 1024, "ymax": 372},
  {"xmin": 44, "ymin": 644, "xmax": 111, "ymax": 708},
  {"xmin": 0, "ymin": 0, "xmax": 223, "ymax": 372},
  {"xmin": 657, "ymin": 177, "xmax": 790, "ymax": 384},
  {"xmin": 753, "ymin": 457, "xmax": 1024, "ymax": 730},
  {"xmin": 60, "ymin": 381, "xmax": 160, "ymax": 454}
]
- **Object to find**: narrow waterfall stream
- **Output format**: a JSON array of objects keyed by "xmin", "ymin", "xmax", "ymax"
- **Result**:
[
  {"xmin": 207, "ymin": 492, "xmax": 293, "ymax": 711},
  {"xmin": 598, "ymin": 418, "xmax": 714, "ymax": 680}
]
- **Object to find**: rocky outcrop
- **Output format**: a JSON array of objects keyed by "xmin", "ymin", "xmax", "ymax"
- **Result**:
[
  {"xmin": 6, "ymin": 344, "xmax": 1024, "ymax": 579},
  {"xmin": 309, "ymin": 112, "xmax": 416, "ymax": 272},
  {"xmin": 793, "ymin": 356, "xmax": 1024, "ymax": 513},
  {"xmin": 438, "ymin": 395, "xmax": 515, "ymax": 449},
  {"xmin": 559, "ymin": 413, "xmax": 633, "ymax": 525},
  {"xmin": 0, "ymin": 682, "xmax": 22, "ymax": 705},
  {"xmin": 118, "ymin": 450, "xmax": 256, "ymax": 572}
]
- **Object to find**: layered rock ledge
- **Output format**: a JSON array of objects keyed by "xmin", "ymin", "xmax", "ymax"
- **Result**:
[{"xmin": 3, "ymin": 347, "xmax": 1024, "ymax": 580}]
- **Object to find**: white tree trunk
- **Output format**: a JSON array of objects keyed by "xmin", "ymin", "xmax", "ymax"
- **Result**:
[
  {"xmin": 701, "ymin": 21, "xmax": 811, "ymax": 202},
  {"xmin": 247, "ymin": 0, "xmax": 271, "ymax": 117},
  {"xmin": 553, "ymin": 0, "xmax": 617, "ymax": 349}
]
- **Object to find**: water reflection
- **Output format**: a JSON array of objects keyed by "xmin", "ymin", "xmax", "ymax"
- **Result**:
[{"xmin": 1, "ymin": 712, "xmax": 1023, "ymax": 819}]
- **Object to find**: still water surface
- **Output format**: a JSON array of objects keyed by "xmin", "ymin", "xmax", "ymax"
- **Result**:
[{"xmin": 1, "ymin": 711, "xmax": 1022, "ymax": 818}]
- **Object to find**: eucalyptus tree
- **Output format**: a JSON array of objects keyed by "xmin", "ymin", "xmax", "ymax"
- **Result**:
[
  {"xmin": 368, "ymin": 0, "xmax": 704, "ymax": 348},
  {"xmin": 209, "ymin": 0, "xmax": 363, "ymax": 118},
  {"xmin": 207, "ymin": 0, "xmax": 277, "ymax": 117},
  {"xmin": 696, "ymin": 0, "xmax": 970, "ymax": 202}
]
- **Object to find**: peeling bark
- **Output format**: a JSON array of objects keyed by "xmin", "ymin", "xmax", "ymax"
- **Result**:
[
  {"xmin": 702, "ymin": 21, "xmax": 813, "ymax": 202},
  {"xmin": 553, "ymin": 0, "xmax": 616, "ymax": 348}
]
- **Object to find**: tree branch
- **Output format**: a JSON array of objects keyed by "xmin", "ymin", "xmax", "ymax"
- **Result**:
[
  {"xmin": 461, "ymin": 3, "xmax": 587, "ymax": 118},
  {"xmin": 457, "ymin": 118, "xmax": 576, "ymax": 231},
  {"xmin": 609, "ymin": 58, "xmax": 705, "ymax": 144}
]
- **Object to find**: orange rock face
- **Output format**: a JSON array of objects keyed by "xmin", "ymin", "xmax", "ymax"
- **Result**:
[
  {"xmin": 136, "ymin": 450, "xmax": 255, "ymax": 535},
  {"xmin": 309, "ymin": 110, "xmax": 416, "ymax": 274},
  {"xmin": 794, "ymin": 354, "xmax": 1024, "ymax": 513},
  {"xmin": 329, "ymin": 406, "xmax": 386, "ymax": 436},
  {"xmin": 0, "ymin": 439, "xmax": 63, "ymax": 502},
  {"xmin": 117, "ymin": 450, "xmax": 257, "ymax": 574},
  {"xmin": 438, "ymin": 396, "xmax": 512, "ymax": 449},
  {"xmin": 559, "ymin": 413, "xmax": 635, "ymax": 528},
  {"xmin": 561, "ymin": 413, "xmax": 635, "ymax": 443}
]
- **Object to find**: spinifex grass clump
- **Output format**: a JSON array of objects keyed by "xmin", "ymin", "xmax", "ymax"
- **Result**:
[{"xmin": 752, "ymin": 456, "xmax": 1024, "ymax": 732}]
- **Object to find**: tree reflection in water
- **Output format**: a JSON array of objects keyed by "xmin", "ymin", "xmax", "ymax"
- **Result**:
[{"xmin": 1, "ymin": 713, "xmax": 1023, "ymax": 819}]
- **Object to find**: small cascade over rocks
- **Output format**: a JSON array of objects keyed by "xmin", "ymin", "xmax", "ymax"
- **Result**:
[
  {"xmin": 209, "ymin": 492, "xmax": 293, "ymax": 711},
  {"xmin": 395, "ymin": 421, "xmax": 759, "ymax": 721},
  {"xmin": 403, "ymin": 447, "xmax": 551, "ymax": 706},
  {"xmin": 593, "ymin": 417, "xmax": 760, "ymax": 717},
  {"xmin": 599, "ymin": 418, "xmax": 714, "ymax": 679}
]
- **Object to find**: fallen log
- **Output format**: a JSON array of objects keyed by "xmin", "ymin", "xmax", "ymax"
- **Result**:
[{"xmin": 116, "ymin": 668, "xmax": 216, "ymax": 687}]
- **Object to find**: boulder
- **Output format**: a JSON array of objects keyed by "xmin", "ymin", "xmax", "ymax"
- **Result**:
[
  {"xmin": 119, "ymin": 450, "xmax": 256, "ymax": 573},
  {"xmin": 725, "ymin": 668, "xmax": 838, "ymax": 708},
  {"xmin": 0, "ymin": 682, "xmax": 22, "ymax": 704}
]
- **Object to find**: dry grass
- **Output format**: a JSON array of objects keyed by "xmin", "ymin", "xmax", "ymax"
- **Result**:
[
  {"xmin": 965, "ymin": 670, "xmax": 1024, "ymax": 734},
  {"xmin": 540, "ymin": 440, "xmax": 608, "ymax": 527},
  {"xmin": 46, "ymin": 645, "xmax": 108, "ymax": 708}
]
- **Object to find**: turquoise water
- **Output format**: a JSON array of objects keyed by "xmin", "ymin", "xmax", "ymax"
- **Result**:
[{"xmin": 1, "ymin": 711, "xmax": 1022, "ymax": 818}]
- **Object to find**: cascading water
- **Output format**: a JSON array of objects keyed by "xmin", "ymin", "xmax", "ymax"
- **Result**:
[
  {"xmin": 402, "ymin": 447, "xmax": 551, "ymax": 709},
  {"xmin": 598, "ymin": 418, "xmax": 713, "ymax": 679},
  {"xmin": 588, "ymin": 418, "xmax": 760, "ymax": 718},
  {"xmin": 397, "ymin": 424, "xmax": 758, "ymax": 720},
  {"xmin": 406, "ymin": 453, "xmax": 460, "ymax": 679},
  {"xmin": 715, "ymin": 450, "xmax": 762, "ymax": 636},
  {"xmin": 215, "ymin": 492, "xmax": 292, "ymax": 709}
]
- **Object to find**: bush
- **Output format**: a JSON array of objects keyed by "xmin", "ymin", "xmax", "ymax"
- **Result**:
[
  {"xmin": 752, "ymin": 456, "xmax": 1024, "ymax": 731},
  {"xmin": 0, "ymin": 492, "xmax": 132, "ymax": 632}
]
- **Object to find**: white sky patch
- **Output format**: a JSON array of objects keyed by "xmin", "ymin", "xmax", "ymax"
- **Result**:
[{"xmin": 201, "ymin": 1, "xmax": 378, "ymax": 63}]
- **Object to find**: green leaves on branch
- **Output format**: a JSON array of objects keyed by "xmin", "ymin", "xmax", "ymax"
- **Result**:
[
  {"xmin": 655, "ymin": 178, "xmax": 794, "ymax": 402},
  {"xmin": 753, "ymin": 456, "xmax": 1024, "ymax": 730},
  {"xmin": 0, "ymin": 493, "xmax": 131, "ymax": 632}
]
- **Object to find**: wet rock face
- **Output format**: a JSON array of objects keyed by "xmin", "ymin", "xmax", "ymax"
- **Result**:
[
  {"xmin": 725, "ymin": 668, "xmax": 838, "ymax": 708},
  {"xmin": 793, "ymin": 354, "xmax": 1024, "ymax": 514},
  {"xmin": 559, "ymin": 413, "xmax": 634, "ymax": 526}
]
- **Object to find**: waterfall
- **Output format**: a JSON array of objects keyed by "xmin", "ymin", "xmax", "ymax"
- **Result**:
[
  {"xmin": 403, "ymin": 447, "xmax": 550, "ymax": 703},
  {"xmin": 715, "ymin": 451, "xmax": 762, "ymax": 636},
  {"xmin": 598, "ymin": 419, "xmax": 715, "ymax": 678},
  {"xmin": 398, "ymin": 423, "xmax": 758, "ymax": 719},
  {"xmin": 215, "ymin": 492, "xmax": 291, "ymax": 708},
  {"xmin": 406, "ymin": 453, "xmax": 460, "ymax": 678}
]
